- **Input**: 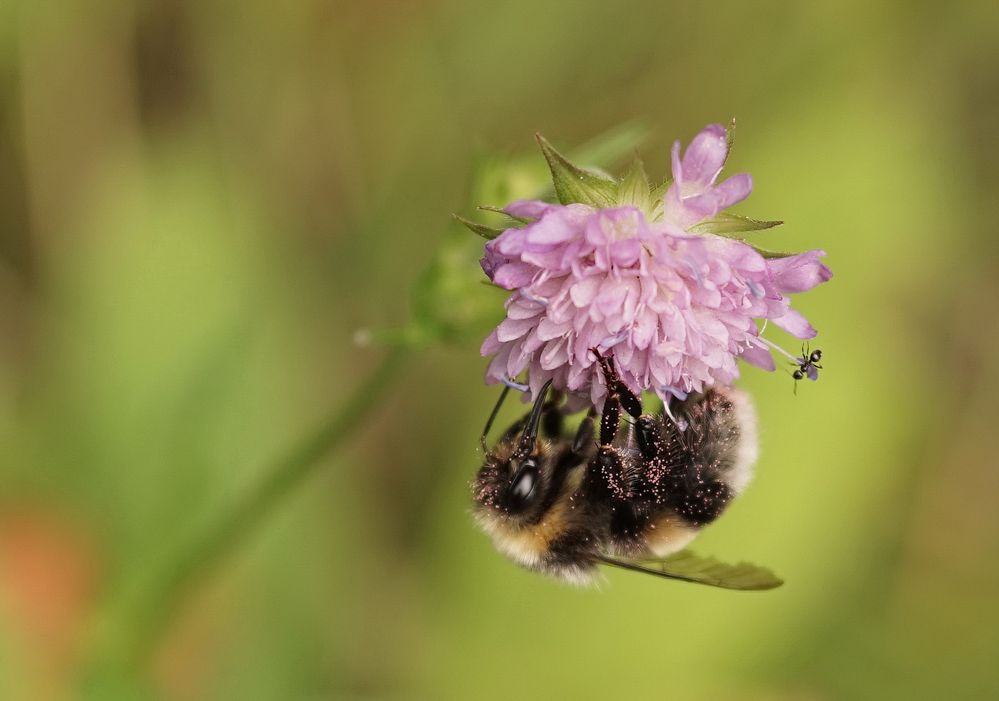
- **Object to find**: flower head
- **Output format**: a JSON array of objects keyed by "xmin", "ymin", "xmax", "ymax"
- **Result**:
[{"xmin": 472, "ymin": 124, "xmax": 832, "ymax": 407}]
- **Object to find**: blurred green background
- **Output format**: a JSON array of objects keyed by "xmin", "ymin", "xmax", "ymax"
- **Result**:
[{"xmin": 2, "ymin": 0, "xmax": 999, "ymax": 699}]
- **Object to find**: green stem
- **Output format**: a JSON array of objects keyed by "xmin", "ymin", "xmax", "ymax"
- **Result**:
[{"xmin": 92, "ymin": 346, "xmax": 410, "ymax": 673}]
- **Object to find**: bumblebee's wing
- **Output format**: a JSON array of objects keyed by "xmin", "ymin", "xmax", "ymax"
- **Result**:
[{"xmin": 596, "ymin": 550, "xmax": 783, "ymax": 590}]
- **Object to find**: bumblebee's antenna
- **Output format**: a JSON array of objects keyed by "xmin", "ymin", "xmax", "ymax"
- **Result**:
[
  {"xmin": 516, "ymin": 380, "xmax": 554, "ymax": 456},
  {"xmin": 480, "ymin": 385, "xmax": 512, "ymax": 452}
]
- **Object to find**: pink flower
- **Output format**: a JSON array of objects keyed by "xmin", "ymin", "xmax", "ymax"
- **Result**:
[
  {"xmin": 663, "ymin": 123, "xmax": 753, "ymax": 229},
  {"xmin": 478, "ymin": 124, "xmax": 832, "ymax": 407}
]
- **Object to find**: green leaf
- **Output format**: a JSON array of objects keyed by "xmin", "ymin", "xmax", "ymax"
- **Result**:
[
  {"xmin": 617, "ymin": 156, "xmax": 653, "ymax": 211},
  {"xmin": 689, "ymin": 212, "xmax": 784, "ymax": 235},
  {"xmin": 452, "ymin": 213, "xmax": 503, "ymax": 240},
  {"xmin": 599, "ymin": 550, "xmax": 783, "ymax": 590},
  {"xmin": 536, "ymin": 133, "xmax": 618, "ymax": 207}
]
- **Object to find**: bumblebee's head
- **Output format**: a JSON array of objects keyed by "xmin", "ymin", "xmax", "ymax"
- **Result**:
[
  {"xmin": 471, "ymin": 381, "xmax": 598, "ymax": 583},
  {"xmin": 471, "ymin": 381, "xmax": 557, "ymax": 524}
]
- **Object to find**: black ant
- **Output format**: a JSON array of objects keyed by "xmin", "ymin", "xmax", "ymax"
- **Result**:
[{"xmin": 791, "ymin": 344, "xmax": 822, "ymax": 394}]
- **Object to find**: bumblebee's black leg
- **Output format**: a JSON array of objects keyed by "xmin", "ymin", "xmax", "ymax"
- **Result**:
[
  {"xmin": 594, "ymin": 446, "xmax": 637, "ymax": 502},
  {"xmin": 499, "ymin": 412, "xmax": 528, "ymax": 444},
  {"xmin": 668, "ymin": 471, "xmax": 733, "ymax": 526},
  {"xmin": 592, "ymin": 350, "xmax": 670, "ymax": 461},
  {"xmin": 593, "ymin": 445, "xmax": 649, "ymax": 545},
  {"xmin": 593, "ymin": 350, "xmax": 644, "ymax": 446},
  {"xmin": 496, "ymin": 385, "xmax": 563, "ymax": 445},
  {"xmin": 600, "ymin": 391, "xmax": 622, "ymax": 446},
  {"xmin": 634, "ymin": 415, "xmax": 665, "ymax": 460},
  {"xmin": 571, "ymin": 408, "xmax": 596, "ymax": 454},
  {"xmin": 594, "ymin": 351, "xmax": 642, "ymax": 418},
  {"xmin": 615, "ymin": 382, "xmax": 642, "ymax": 421},
  {"xmin": 480, "ymin": 385, "xmax": 511, "ymax": 451},
  {"xmin": 541, "ymin": 390, "xmax": 565, "ymax": 439},
  {"xmin": 657, "ymin": 389, "xmax": 744, "ymax": 526}
]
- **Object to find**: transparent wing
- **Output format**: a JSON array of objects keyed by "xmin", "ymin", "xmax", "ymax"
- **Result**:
[
  {"xmin": 597, "ymin": 550, "xmax": 783, "ymax": 591},
  {"xmin": 806, "ymin": 365, "xmax": 819, "ymax": 381}
]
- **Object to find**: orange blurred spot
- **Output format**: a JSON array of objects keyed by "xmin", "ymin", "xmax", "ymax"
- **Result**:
[{"xmin": 0, "ymin": 505, "xmax": 101, "ymax": 676}]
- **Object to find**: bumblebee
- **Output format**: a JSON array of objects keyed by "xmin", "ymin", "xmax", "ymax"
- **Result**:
[{"xmin": 471, "ymin": 353, "xmax": 782, "ymax": 590}]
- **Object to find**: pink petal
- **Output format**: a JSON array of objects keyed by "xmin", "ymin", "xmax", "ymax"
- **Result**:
[
  {"xmin": 768, "ymin": 250, "xmax": 833, "ymax": 293},
  {"xmin": 739, "ymin": 344, "xmax": 776, "ymax": 371},
  {"xmin": 525, "ymin": 215, "xmax": 578, "ymax": 246},
  {"xmin": 680, "ymin": 124, "xmax": 728, "ymax": 186},
  {"xmin": 506, "ymin": 298, "xmax": 542, "ymax": 319},
  {"xmin": 669, "ymin": 140, "xmax": 683, "ymax": 185},
  {"xmin": 496, "ymin": 316, "xmax": 536, "ymax": 342},
  {"xmin": 479, "ymin": 329, "xmax": 501, "ymax": 356},
  {"xmin": 536, "ymin": 317, "xmax": 572, "ymax": 341},
  {"xmin": 504, "ymin": 200, "xmax": 554, "ymax": 218},
  {"xmin": 713, "ymin": 173, "xmax": 752, "ymax": 210},
  {"xmin": 492, "ymin": 262, "xmax": 536, "ymax": 289},
  {"xmin": 570, "ymin": 276, "xmax": 601, "ymax": 306},
  {"xmin": 540, "ymin": 339, "xmax": 569, "ymax": 369},
  {"xmin": 631, "ymin": 309, "xmax": 659, "ymax": 349},
  {"xmin": 506, "ymin": 342, "xmax": 531, "ymax": 377},
  {"xmin": 772, "ymin": 308, "xmax": 816, "ymax": 339}
]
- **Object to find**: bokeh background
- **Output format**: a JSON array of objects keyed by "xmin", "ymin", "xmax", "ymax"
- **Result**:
[{"xmin": 2, "ymin": 1, "xmax": 999, "ymax": 699}]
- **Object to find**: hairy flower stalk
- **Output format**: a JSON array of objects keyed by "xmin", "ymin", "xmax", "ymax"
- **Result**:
[{"xmin": 469, "ymin": 124, "xmax": 831, "ymax": 407}]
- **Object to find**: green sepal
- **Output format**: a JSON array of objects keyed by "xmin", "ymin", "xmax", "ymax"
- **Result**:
[
  {"xmin": 723, "ymin": 117, "xmax": 736, "ymax": 168},
  {"xmin": 750, "ymin": 244, "xmax": 799, "ymax": 259},
  {"xmin": 479, "ymin": 279, "xmax": 509, "ymax": 291},
  {"xmin": 536, "ymin": 133, "xmax": 618, "ymax": 207},
  {"xmin": 616, "ymin": 156, "xmax": 653, "ymax": 211},
  {"xmin": 650, "ymin": 177, "xmax": 671, "ymax": 202},
  {"xmin": 689, "ymin": 212, "xmax": 783, "ymax": 235},
  {"xmin": 476, "ymin": 205, "xmax": 531, "ymax": 225},
  {"xmin": 646, "ymin": 178, "xmax": 671, "ymax": 221},
  {"xmin": 722, "ymin": 237, "xmax": 800, "ymax": 259},
  {"xmin": 452, "ymin": 213, "xmax": 503, "ymax": 240}
]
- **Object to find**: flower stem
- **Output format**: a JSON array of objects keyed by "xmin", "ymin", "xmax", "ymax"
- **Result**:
[{"xmin": 88, "ymin": 346, "xmax": 410, "ymax": 675}]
